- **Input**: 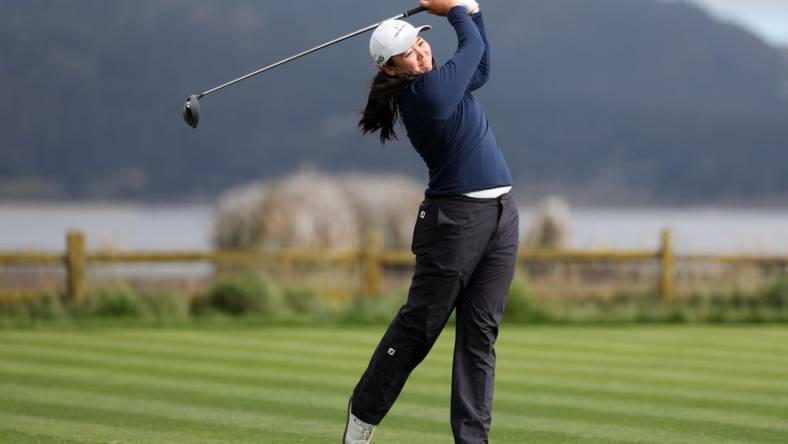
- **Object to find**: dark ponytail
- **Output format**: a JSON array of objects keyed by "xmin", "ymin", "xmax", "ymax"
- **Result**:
[{"xmin": 358, "ymin": 61, "xmax": 417, "ymax": 145}]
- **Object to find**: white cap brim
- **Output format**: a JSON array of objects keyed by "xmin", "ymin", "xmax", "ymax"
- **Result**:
[{"xmin": 390, "ymin": 25, "xmax": 431, "ymax": 57}]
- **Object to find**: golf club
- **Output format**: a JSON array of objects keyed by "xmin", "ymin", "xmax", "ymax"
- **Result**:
[{"xmin": 182, "ymin": 6, "xmax": 427, "ymax": 129}]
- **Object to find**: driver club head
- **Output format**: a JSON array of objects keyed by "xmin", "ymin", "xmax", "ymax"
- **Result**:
[{"xmin": 183, "ymin": 94, "xmax": 201, "ymax": 128}]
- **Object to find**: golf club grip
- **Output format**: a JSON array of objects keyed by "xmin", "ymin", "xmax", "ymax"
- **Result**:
[{"xmin": 403, "ymin": 6, "xmax": 427, "ymax": 17}]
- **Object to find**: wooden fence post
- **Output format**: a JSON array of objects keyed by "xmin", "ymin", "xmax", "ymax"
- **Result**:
[
  {"xmin": 361, "ymin": 230, "xmax": 383, "ymax": 296},
  {"xmin": 66, "ymin": 230, "xmax": 86, "ymax": 303},
  {"xmin": 659, "ymin": 228, "xmax": 674, "ymax": 302}
]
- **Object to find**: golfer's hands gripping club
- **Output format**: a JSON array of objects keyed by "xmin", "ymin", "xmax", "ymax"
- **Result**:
[{"xmin": 419, "ymin": 0, "xmax": 479, "ymax": 16}]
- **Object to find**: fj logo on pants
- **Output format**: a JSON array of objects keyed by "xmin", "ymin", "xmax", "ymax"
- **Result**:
[
  {"xmin": 387, "ymin": 348, "xmax": 396, "ymax": 356},
  {"xmin": 419, "ymin": 211, "xmax": 426, "ymax": 219}
]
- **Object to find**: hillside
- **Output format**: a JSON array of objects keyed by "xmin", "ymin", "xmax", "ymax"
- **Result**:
[{"xmin": 1, "ymin": 0, "xmax": 786, "ymax": 204}]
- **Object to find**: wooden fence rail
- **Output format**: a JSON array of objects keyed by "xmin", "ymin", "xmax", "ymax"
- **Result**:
[{"xmin": 1, "ymin": 229, "xmax": 786, "ymax": 303}]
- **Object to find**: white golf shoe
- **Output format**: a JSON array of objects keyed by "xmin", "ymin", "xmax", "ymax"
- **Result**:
[{"xmin": 343, "ymin": 402, "xmax": 376, "ymax": 444}]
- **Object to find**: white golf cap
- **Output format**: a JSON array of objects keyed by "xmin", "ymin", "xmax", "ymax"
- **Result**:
[{"xmin": 370, "ymin": 20, "xmax": 431, "ymax": 67}]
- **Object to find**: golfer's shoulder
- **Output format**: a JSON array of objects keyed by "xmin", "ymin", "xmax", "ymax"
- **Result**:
[
  {"xmin": 398, "ymin": 75, "xmax": 428, "ymax": 103},
  {"xmin": 403, "ymin": 70, "xmax": 469, "ymax": 118},
  {"xmin": 398, "ymin": 76, "xmax": 432, "ymax": 111},
  {"xmin": 406, "ymin": 68, "xmax": 446, "ymax": 99}
]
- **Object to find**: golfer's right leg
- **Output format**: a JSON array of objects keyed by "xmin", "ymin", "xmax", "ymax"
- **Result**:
[{"xmin": 349, "ymin": 260, "xmax": 462, "ymax": 425}]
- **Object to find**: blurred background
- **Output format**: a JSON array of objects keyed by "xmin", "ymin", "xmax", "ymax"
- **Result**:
[{"xmin": 1, "ymin": 0, "xmax": 787, "ymax": 323}]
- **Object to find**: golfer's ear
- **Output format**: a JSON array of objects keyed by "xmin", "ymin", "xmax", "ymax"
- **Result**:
[{"xmin": 381, "ymin": 64, "xmax": 396, "ymax": 77}]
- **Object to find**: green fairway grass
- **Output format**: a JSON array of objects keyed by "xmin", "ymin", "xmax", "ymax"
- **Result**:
[{"xmin": 0, "ymin": 326, "xmax": 787, "ymax": 443}]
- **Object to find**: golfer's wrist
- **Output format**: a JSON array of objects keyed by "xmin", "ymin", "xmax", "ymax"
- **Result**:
[
  {"xmin": 448, "ymin": 5, "xmax": 466, "ymax": 16},
  {"xmin": 455, "ymin": 0, "xmax": 479, "ymax": 15}
]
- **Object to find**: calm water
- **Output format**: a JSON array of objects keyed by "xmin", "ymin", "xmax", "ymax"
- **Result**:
[{"xmin": 0, "ymin": 203, "xmax": 786, "ymax": 254}]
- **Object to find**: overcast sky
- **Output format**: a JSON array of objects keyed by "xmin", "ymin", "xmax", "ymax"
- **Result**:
[{"xmin": 682, "ymin": 0, "xmax": 788, "ymax": 46}]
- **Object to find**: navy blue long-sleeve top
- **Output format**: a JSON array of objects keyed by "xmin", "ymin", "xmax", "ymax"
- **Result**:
[{"xmin": 398, "ymin": 7, "xmax": 513, "ymax": 197}]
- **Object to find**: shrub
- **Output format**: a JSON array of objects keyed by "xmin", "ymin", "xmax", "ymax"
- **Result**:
[
  {"xmin": 0, "ymin": 299, "xmax": 31, "ymax": 320},
  {"xmin": 763, "ymin": 276, "xmax": 788, "ymax": 308},
  {"xmin": 27, "ymin": 291, "xmax": 66, "ymax": 320},
  {"xmin": 82, "ymin": 283, "xmax": 148, "ymax": 319},
  {"xmin": 205, "ymin": 272, "xmax": 284, "ymax": 316},
  {"xmin": 282, "ymin": 286, "xmax": 321, "ymax": 315},
  {"xmin": 0, "ymin": 291, "xmax": 66, "ymax": 326},
  {"xmin": 188, "ymin": 292, "xmax": 213, "ymax": 317}
]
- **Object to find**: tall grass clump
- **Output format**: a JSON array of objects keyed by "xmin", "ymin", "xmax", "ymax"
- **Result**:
[
  {"xmin": 80, "ymin": 282, "xmax": 149, "ymax": 319},
  {"xmin": 280, "ymin": 285, "xmax": 346, "ymax": 321},
  {"xmin": 25, "ymin": 291, "xmax": 66, "ymax": 320},
  {"xmin": 137, "ymin": 291, "xmax": 192, "ymax": 322},
  {"xmin": 199, "ymin": 272, "xmax": 286, "ymax": 317},
  {"xmin": 0, "ymin": 294, "xmax": 64, "ymax": 327},
  {"xmin": 763, "ymin": 275, "xmax": 788, "ymax": 309},
  {"xmin": 341, "ymin": 289, "xmax": 407, "ymax": 324}
]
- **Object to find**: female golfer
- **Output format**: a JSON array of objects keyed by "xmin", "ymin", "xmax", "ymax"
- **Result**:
[{"xmin": 344, "ymin": 1, "xmax": 519, "ymax": 442}]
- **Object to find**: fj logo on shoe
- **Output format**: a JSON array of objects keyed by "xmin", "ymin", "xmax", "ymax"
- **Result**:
[
  {"xmin": 419, "ymin": 211, "xmax": 426, "ymax": 219},
  {"xmin": 387, "ymin": 348, "xmax": 396, "ymax": 356}
]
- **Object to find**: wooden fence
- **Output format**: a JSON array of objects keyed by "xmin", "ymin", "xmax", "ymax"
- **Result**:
[{"xmin": 1, "ymin": 229, "xmax": 786, "ymax": 303}]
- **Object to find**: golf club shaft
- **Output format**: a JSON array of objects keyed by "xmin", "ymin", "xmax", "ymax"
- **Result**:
[{"xmin": 198, "ymin": 6, "xmax": 427, "ymax": 99}]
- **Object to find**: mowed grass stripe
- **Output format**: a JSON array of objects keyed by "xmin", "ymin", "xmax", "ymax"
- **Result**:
[
  {"xmin": 0, "ymin": 363, "xmax": 781, "ymax": 434},
  {"xmin": 2, "ymin": 357, "xmax": 787, "ymax": 443},
  {"xmin": 4, "ymin": 363, "xmax": 787, "ymax": 444},
  {"xmin": 0, "ymin": 381, "xmax": 593, "ymax": 443},
  {"xmin": 10, "ymin": 326, "xmax": 788, "ymax": 362},
  {"xmin": 7, "ymin": 331, "xmax": 788, "ymax": 379},
  {"xmin": 3, "ymin": 336, "xmax": 787, "ymax": 397},
  {"xmin": 3, "ymin": 341, "xmax": 787, "ymax": 419},
  {"xmin": 0, "ymin": 384, "xmax": 456, "ymax": 442},
  {"xmin": 12, "ymin": 327, "xmax": 788, "ymax": 383},
  {"xmin": 0, "ymin": 379, "xmax": 754, "ymax": 444},
  {"xmin": 84, "ymin": 328, "xmax": 788, "ymax": 378},
  {"xmin": 0, "ymin": 411, "xmax": 232, "ymax": 444},
  {"xmin": 2, "ymin": 357, "xmax": 783, "ymax": 427},
  {"xmin": 1, "ymin": 400, "xmax": 295, "ymax": 444},
  {"xmin": 2, "ymin": 339, "xmax": 787, "ymax": 409},
  {"xmin": 0, "ymin": 381, "xmax": 625, "ymax": 444},
  {"xmin": 497, "ymin": 336, "xmax": 788, "ymax": 367},
  {"xmin": 497, "ymin": 334, "xmax": 788, "ymax": 367},
  {"xmin": 102, "ymin": 327, "xmax": 788, "ymax": 366},
  {"xmin": 3, "ymin": 356, "xmax": 785, "ymax": 425},
  {"xmin": 3, "ymin": 332, "xmax": 786, "ymax": 415},
  {"xmin": 109, "ymin": 325, "xmax": 788, "ymax": 355},
  {"xmin": 0, "ymin": 367, "xmax": 453, "ymax": 443},
  {"xmin": 0, "ymin": 383, "xmax": 455, "ymax": 443},
  {"xmin": 198, "ymin": 325, "xmax": 788, "ymax": 358},
  {"xmin": 535, "ymin": 326, "xmax": 788, "ymax": 352},
  {"xmin": 6, "ymin": 329, "xmax": 788, "ymax": 388},
  {"xmin": 0, "ymin": 394, "xmax": 649, "ymax": 444},
  {"xmin": 0, "ymin": 429, "xmax": 90, "ymax": 444}
]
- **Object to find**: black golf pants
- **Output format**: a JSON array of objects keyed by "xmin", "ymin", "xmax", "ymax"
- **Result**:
[{"xmin": 350, "ymin": 191, "xmax": 519, "ymax": 444}]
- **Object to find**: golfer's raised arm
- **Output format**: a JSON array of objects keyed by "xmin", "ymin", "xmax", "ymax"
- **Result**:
[
  {"xmin": 468, "ymin": 11, "xmax": 490, "ymax": 91},
  {"xmin": 413, "ymin": 6, "xmax": 485, "ymax": 119}
]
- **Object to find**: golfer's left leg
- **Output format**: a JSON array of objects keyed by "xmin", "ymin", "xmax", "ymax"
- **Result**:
[
  {"xmin": 350, "ymin": 200, "xmax": 472, "ymax": 427},
  {"xmin": 450, "ymin": 198, "xmax": 519, "ymax": 444}
]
